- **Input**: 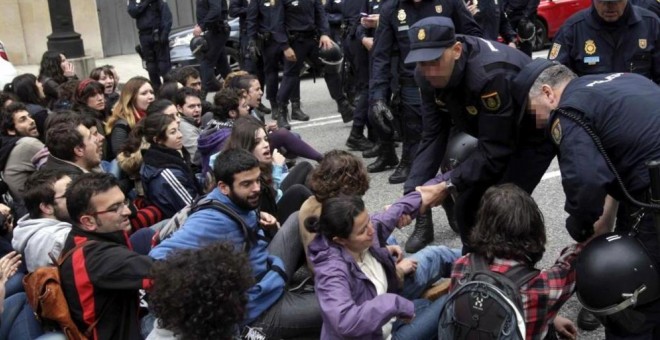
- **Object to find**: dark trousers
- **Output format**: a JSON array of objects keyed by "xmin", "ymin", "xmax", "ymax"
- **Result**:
[
  {"xmin": 241, "ymin": 32, "xmax": 266, "ymax": 94},
  {"xmin": 200, "ymin": 29, "xmax": 231, "ymax": 93},
  {"xmin": 139, "ymin": 33, "xmax": 171, "ymax": 89},
  {"xmin": 348, "ymin": 35, "xmax": 370, "ymax": 128},
  {"xmin": 277, "ymin": 36, "xmax": 344, "ymax": 105},
  {"xmin": 400, "ymin": 84, "xmax": 423, "ymax": 157}
]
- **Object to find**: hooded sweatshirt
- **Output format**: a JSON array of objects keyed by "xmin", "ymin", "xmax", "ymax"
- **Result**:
[{"xmin": 12, "ymin": 215, "xmax": 72, "ymax": 272}]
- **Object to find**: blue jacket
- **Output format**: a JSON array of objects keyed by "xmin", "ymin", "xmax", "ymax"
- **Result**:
[
  {"xmin": 149, "ymin": 188, "xmax": 286, "ymax": 324},
  {"xmin": 308, "ymin": 193, "xmax": 421, "ymax": 339}
]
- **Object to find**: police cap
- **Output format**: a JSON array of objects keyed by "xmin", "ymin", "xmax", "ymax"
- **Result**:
[{"xmin": 405, "ymin": 17, "xmax": 456, "ymax": 64}]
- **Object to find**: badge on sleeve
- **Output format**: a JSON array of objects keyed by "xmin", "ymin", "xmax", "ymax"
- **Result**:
[
  {"xmin": 584, "ymin": 40, "xmax": 596, "ymax": 55},
  {"xmin": 639, "ymin": 39, "xmax": 647, "ymax": 49},
  {"xmin": 435, "ymin": 5, "xmax": 443, "ymax": 13},
  {"xmin": 549, "ymin": 43, "xmax": 561, "ymax": 60},
  {"xmin": 551, "ymin": 119, "xmax": 562, "ymax": 145},
  {"xmin": 481, "ymin": 92, "xmax": 501, "ymax": 111},
  {"xmin": 466, "ymin": 106, "xmax": 478, "ymax": 115}
]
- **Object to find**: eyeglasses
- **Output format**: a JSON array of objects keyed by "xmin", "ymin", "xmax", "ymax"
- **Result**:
[{"xmin": 90, "ymin": 199, "xmax": 130, "ymax": 216}]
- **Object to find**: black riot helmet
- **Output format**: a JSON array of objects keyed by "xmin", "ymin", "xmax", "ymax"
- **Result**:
[
  {"xmin": 318, "ymin": 41, "xmax": 343, "ymax": 74},
  {"xmin": 190, "ymin": 36, "xmax": 209, "ymax": 61},
  {"xmin": 441, "ymin": 132, "xmax": 478, "ymax": 172},
  {"xmin": 517, "ymin": 19, "xmax": 536, "ymax": 42},
  {"xmin": 576, "ymin": 232, "xmax": 660, "ymax": 317}
]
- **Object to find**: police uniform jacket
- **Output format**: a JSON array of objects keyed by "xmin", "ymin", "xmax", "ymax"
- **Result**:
[
  {"xmin": 501, "ymin": 0, "xmax": 539, "ymax": 20},
  {"xmin": 127, "ymin": 0, "xmax": 173, "ymax": 38},
  {"xmin": 229, "ymin": 0, "xmax": 249, "ymax": 32},
  {"xmin": 196, "ymin": 0, "xmax": 228, "ymax": 31},
  {"xmin": 549, "ymin": 73, "xmax": 660, "ymax": 227},
  {"xmin": 325, "ymin": 0, "xmax": 344, "ymax": 27},
  {"xmin": 272, "ymin": 0, "xmax": 331, "ymax": 50},
  {"xmin": 247, "ymin": 0, "xmax": 278, "ymax": 40},
  {"xmin": 355, "ymin": 0, "xmax": 386, "ymax": 41},
  {"xmin": 404, "ymin": 36, "xmax": 531, "ymax": 192},
  {"xmin": 549, "ymin": 4, "xmax": 660, "ymax": 83},
  {"xmin": 369, "ymin": 0, "xmax": 482, "ymax": 101}
]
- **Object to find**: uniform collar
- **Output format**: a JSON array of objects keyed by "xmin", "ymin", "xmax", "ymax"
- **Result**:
[{"xmin": 586, "ymin": 3, "xmax": 640, "ymax": 30}]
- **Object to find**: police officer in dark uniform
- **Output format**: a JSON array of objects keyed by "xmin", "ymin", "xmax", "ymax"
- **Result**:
[
  {"xmin": 501, "ymin": 0, "xmax": 539, "ymax": 56},
  {"xmin": 466, "ymin": 0, "xmax": 518, "ymax": 44},
  {"xmin": 326, "ymin": 0, "xmax": 345, "ymax": 44},
  {"xmin": 128, "ymin": 0, "xmax": 173, "ymax": 89},
  {"xmin": 526, "ymin": 65, "xmax": 660, "ymax": 338},
  {"xmin": 369, "ymin": 0, "xmax": 482, "ymax": 253},
  {"xmin": 272, "ymin": 0, "xmax": 355, "ymax": 125},
  {"xmin": 548, "ymin": 0, "xmax": 659, "ymax": 83},
  {"xmin": 401, "ymin": 17, "xmax": 555, "ymax": 253},
  {"xmin": 195, "ymin": 0, "xmax": 232, "ymax": 93}
]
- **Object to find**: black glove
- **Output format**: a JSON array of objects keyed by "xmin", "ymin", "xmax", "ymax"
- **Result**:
[
  {"xmin": 369, "ymin": 100, "xmax": 395, "ymax": 137},
  {"xmin": 566, "ymin": 215, "xmax": 595, "ymax": 242},
  {"xmin": 247, "ymin": 39, "xmax": 261, "ymax": 60}
]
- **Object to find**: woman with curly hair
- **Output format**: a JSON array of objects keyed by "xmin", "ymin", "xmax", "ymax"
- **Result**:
[
  {"xmin": 4, "ymin": 74, "xmax": 49, "ymax": 138},
  {"xmin": 105, "ymin": 76, "xmax": 154, "ymax": 160},
  {"xmin": 90, "ymin": 65, "xmax": 120, "ymax": 117},
  {"xmin": 147, "ymin": 242, "xmax": 254, "ymax": 339},
  {"xmin": 38, "ymin": 51, "xmax": 78, "ymax": 105}
]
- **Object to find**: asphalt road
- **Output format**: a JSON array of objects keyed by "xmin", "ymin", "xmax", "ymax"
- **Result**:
[{"xmin": 269, "ymin": 49, "xmax": 606, "ymax": 339}]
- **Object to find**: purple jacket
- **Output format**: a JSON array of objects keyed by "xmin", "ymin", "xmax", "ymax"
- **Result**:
[{"xmin": 308, "ymin": 193, "xmax": 422, "ymax": 339}]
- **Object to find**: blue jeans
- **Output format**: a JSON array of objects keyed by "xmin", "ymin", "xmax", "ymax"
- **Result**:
[
  {"xmin": 5, "ymin": 272, "xmax": 25, "ymax": 297},
  {"xmin": 392, "ymin": 295, "xmax": 447, "ymax": 340},
  {"xmin": 401, "ymin": 246, "xmax": 461, "ymax": 300},
  {"xmin": 0, "ymin": 292, "xmax": 44, "ymax": 339}
]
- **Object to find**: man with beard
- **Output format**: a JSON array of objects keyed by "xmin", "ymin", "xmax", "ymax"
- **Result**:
[
  {"xmin": 41, "ymin": 118, "xmax": 104, "ymax": 177},
  {"xmin": 174, "ymin": 87, "xmax": 203, "ymax": 167},
  {"xmin": 150, "ymin": 148, "xmax": 322, "ymax": 339},
  {"xmin": 12, "ymin": 169, "xmax": 72, "ymax": 272},
  {"xmin": 0, "ymin": 102, "xmax": 45, "ymax": 200}
]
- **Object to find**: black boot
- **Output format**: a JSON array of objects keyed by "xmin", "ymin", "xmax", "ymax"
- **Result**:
[
  {"xmin": 388, "ymin": 157, "xmax": 411, "ymax": 184},
  {"xmin": 277, "ymin": 104, "xmax": 291, "ymax": 130},
  {"xmin": 257, "ymin": 102, "xmax": 272, "ymax": 114},
  {"xmin": 362, "ymin": 143, "xmax": 381, "ymax": 158},
  {"xmin": 367, "ymin": 143, "xmax": 398, "ymax": 173},
  {"xmin": 346, "ymin": 126, "xmax": 375, "ymax": 151},
  {"xmin": 291, "ymin": 100, "xmax": 310, "ymax": 121},
  {"xmin": 405, "ymin": 211, "xmax": 434, "ymax": 253},
  {"xmin": 337, "ymin": 99, "xmax": 355, "ymax": 123},
  {"xmin": 577, "ymin": 308, "xmax": 601, "ymax": 331}
]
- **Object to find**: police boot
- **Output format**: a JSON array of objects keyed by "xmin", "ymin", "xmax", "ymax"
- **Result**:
[
  {"xmin": 362, "ymin": 143, "xmax": 381, "ymax": 159},
  {"xmin": 277, "ymin": 105, "xmax": 291, "ymax": 130},
  {"xmin": 291, "ymin": 100, "xmax": 310, "ymax": 121},
  {"xmin": 577, "ymin": 308, "xmax": 601, "ymax": 331},
  {"xmin": 367, "ymin": 143, "xmax": 398, "ymax": 173},
  {"xmin": 257, "ymin": 102, "xmax": 271, "ymax": 114},
  {"xmin": 270, "ymin": 101, "xmax": 279, "ymax": 119},
  {"xmin": 337, "ymin": 99, "xmax": 355, "ymax": 123},
  {"xmin": 346, "ymin": 126, "xmax": 375, "ymax": 151},
  {"xmin": 388, "ymin": 155, "xmax": 411, "ymax": 184},
  {"xmin": 404, "ymin": 211, "xmax": 434, "ymax": 253}
]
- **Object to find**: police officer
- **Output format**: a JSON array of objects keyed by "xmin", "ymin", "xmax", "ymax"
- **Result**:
[
  {"xmin": 128, "ymin": 0, "xmax": 172, "ymax": 89},
  {"xmin": 369, "ymin": 0, "xmax": 482, "ymax": 253},
  {"xmin": 501, "ymin": 0, "xmax": 538, "ymax": 56},
  {"xmin": 466, "ymin": 0, "xmax": 518, "ymax": 45},
  {"xmin": 526, "ymin": 65, "xmax": 660, "ymax": 338},
  {"xmin": 195, "ymin": 0, "xmax": 232, "ymax": 94},
  {"xmin": 272, "ymin": 0, "xmax": 355, "ymax": 125},
  {"xmin": 549, "ymin": 0, "xmax": 659, "ymax": 83},
  {"xmin": 401, "ymin": 17, "xmax": 555, "ymax": 253}
]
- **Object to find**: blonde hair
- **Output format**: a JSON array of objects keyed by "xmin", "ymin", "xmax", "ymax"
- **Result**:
[{"xmin": 105, "ymin": 76, "xmax": 150, "ymax": 133}]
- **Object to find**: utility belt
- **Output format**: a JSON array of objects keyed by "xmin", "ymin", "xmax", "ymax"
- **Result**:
[
  {"xmin": 288, "ymin": 30, "xmax": 318, "ymax": 42},
  {"xmin": 139, "ymin": 27, "xmax": 165, "ymax": 44},
  {"xmin": 206, "ymin": 20, "xmax": 231, "ymax": 34},
  {"xmin": 340, "ymin": 21, "xmax": 358, "ymax": 38},
  {"xmin": 257, "ymin": 31, "xmax": 272, "ymax": 42},
  {"xmin": 399, "ymin": 76, "xmax": 417, "ymax": 87}
]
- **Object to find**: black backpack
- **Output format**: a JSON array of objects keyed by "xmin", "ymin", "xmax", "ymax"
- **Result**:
[{"xmin": 438, "ymin": 254, "xmax": 539, "ymax": 340}]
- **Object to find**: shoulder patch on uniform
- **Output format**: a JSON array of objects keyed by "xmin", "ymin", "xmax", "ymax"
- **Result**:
[
  {"xmin": 435, "ymin": 5, "xmax": 443, "ymax": 13},
  {"xmin": 639, "ymin": 39, "xmax": 647, "ymax": 49},
  {"xmin": 466, "ymin": 106, "xmax": 478, "ymax": 115},
  {"xmin": 549, "ymin": 43, "xmax": 561, "ymax": 60},
  {"xmin": 481, "ymin": 92, "xmax": 501, "ymax": 111},
  {"xmin": 551, "ymin": 119, "xmax": 562, "ymax": 145}
]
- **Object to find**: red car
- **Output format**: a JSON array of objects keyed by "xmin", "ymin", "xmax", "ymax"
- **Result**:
[{"xmin": 532, "ymin": 0, "xmax": 591, "ymax": 50}]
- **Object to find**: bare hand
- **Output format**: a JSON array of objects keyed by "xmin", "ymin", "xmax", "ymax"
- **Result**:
[
  {"xmin": 386, "ymin": 245, "xmax": 404, "ymax": 262},
  {"xmin": 397, "ymin": 214, "xmax": 412, "ymax": 228},
  {"xmin": 416, "ymin": 182, "xmax": 450, "ymax": 214},
  {"xmin": 193, "ymin": 25, "xmax": 203, "ymax": 37},
  {"xmin": 318, "ymin": 35, "xmax": 334, "ymax": 50},
  {"xmin": 396, "ymin": 258, "xmax": 418, "ymax": 275},
  {"xmin": 553, "ymin": 315, "xmax": 577, "ymax": 340},
  {"xmin": 0, "ymin": 204, "xmax": 10, "ymax": 216},
  {"xmin": 508, "ymin": 42, "xmax": 517, "ymax": 48},
  {"xmin": 0, "ymin": 251, "xmax": 21, "ymax": 284},
  {"xmin": 259, "ymin": 212, "xmax": 279, "ymax": 230},
  {"xmin": 284, "ymin": 47, "xmax": 297, "ymax": 62},
  {"xmin": 272, "ymin": 149, "xmax": 286, "ymax": 165},
  {"xmin": 362, "ymin": 37, "xmax": 374, "ymax": 51},
  {"xmin": 398, "ymin": 314, "xmax": 415, "ymax": 324},
  {"xmin": 467, "ymin": 4, "xmax": 479, "ymax": 16},
  {"xmin": 265, "ymin": 121, "xmax": 278, "ymax": 132},
  {"xmin": 62, "ymin": 61, "xmax": 76, "ymax": 77},
  {"xmin": 361, "ymin": 14, "xmax": 380, "ymax": 28}
]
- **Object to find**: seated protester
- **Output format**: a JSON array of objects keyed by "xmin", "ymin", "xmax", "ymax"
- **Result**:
[
  {"xmin": 224, "ymin": 116, "xmax": 313, "ymax": 224},
  {"xmin": 0, "ymin": 102, "xmax": 45, "ymax": 200},
  {"xmin": 90, "ymin": 65, "xmax": 120, "ymax": 118},
  {"xmin": 0, "ymin": 251, "xmax": 43, "ymax": 340},
  {"xmin": 173, "ymin": 66, "xmax": 213, "ymax": 115},
  {"xmin": 306, "ymin": 195, "xmax": 457, "ymax": 339},
  {"xmin": 60, "ymin": 173, "xmax": 154, "ymax": 340},
  {"xmin": 147, "ymin": 242, "xmax": 254, "ymax": 340},
  {"xmin": 105, "ymin": 76, "xmax": 154, "ymax": 160},
  {"xmin": 450, "ymin": 184, "xmax": 586, "ymax": 340},
  {"xmin": 224, "ymin": 72, "xmax": 323, "ymax": 162},
  {"xmin": 72, "ymin": 78, "xmax": 106, "ymax": 122},
  {"xmin": 173, "ymin": 88, "xmax": 202, "ymax": 167},
  {"xmin": 156, "ymin": 81, "xmax": 181, "ymax": 102},
  {"xmin": 41, "ymin": 118, "xmax": 104, "ymax": 177},
  {"xmin": 11, "ymin": 170, "xmax": 72, "ymax": 272},
  {"xmin": 133, "ymin": 113, "xmax": 201, "ymax": 218},
  {"xmin": 150, "ymin": 148, "xmax": 322, "ymax": 338},
  {"xmin": 0, "ymin": 91, "xmax": 18, "ymax": 109},
  {"xmin": 299, "ymin": 150, "xmax": 370, "ymax": 271},
  {"xmin": 51, "ymin": 79, "xmax": 79, "ymax": 111},
  {"xmin": 38, "ymin": 51, "xmax": 78, "ymax": 107},
  {"xmin": 4, "ymin": 74, "xmax": 49, "ymax": 139}
]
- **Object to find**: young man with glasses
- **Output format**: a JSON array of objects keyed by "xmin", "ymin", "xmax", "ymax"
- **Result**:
[{"xmin": 59, "ymin": 173, "xmax": 154, "ymax": 340}]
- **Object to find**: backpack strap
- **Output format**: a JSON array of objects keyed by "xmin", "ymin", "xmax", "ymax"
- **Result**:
[
  {"xmin": 470, "ymin": 253, "xmax": 539, "ymax": 288},
  {"xmin": 192, "ymin": 199, "xmax": 265, "ymax": 253}
]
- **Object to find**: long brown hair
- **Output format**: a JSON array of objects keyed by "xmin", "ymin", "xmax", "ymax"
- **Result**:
[
  {"xmin": 106, "ymin": 76, "xmax": 150, "ymax": 132},
  {"xmin": 224, "ymin": 116, "xmax": 273, "ymax": 184}
]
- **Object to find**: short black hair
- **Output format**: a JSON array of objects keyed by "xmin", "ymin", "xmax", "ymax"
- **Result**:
[
  {"xmin": 174, "ymin": 66, "xmax": 201, "ymax": 86},
  {"xmin": 23, "ymin": 169, "xmax": 70, "ymax": 219},
  {"xmin": 174, "ymin": 87, "xmax": 202, "ymax": 107},
  {"xmin": 46, "ymin": 121, "xmax": 85, "ymax": 162},
  {"xmin": 212, "ymin": 88, "xmax": 243, "ymax": 121},
  {"xmin": 66, "ymin": 172, "xmax": 120, "ymax": 226},
  {"xmin": 212, "ymin": 148, "xmax": 259, "ymax": 187},
  {"xmin": 0, "ymin": 91, "xmax": 18, "ymax": 108},
  {"xmin": 147, "ymin": 99, "xmax": 175, "ymax": 116},
  {"xmin": 1, "ymin": 101, "xmax": 28, "ymax": 135}
]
